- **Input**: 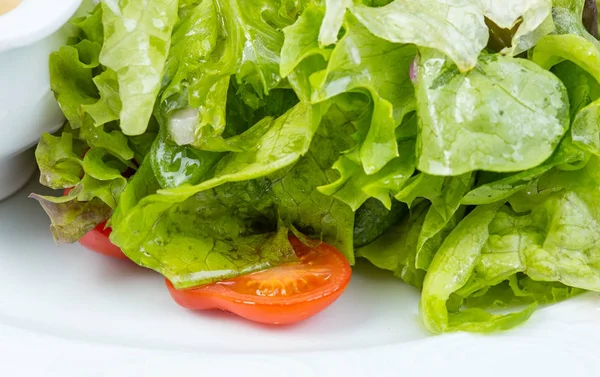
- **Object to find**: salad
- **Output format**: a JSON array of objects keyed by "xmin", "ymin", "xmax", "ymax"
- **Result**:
[{"xmin": 32, "ymin": 0, "xmax": 600, "ymax": 333}]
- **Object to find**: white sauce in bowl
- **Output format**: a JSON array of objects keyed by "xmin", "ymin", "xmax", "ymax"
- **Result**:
[{"xmin": 0, "ymin": 0, "xmax": 22, "ymax": 16}]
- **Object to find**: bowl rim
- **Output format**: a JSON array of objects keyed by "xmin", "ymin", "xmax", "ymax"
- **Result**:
[{"xmin": 0, "ymin": 0, "xmax": 83, "ymax": 53}]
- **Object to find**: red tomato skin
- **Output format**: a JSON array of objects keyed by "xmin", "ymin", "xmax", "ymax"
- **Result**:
[
  {"xmin": 166, "ymin": 279, "xmax": 348, "ymax": 325},
  {"xmin": 78, "ymin": 222, "xmax": 128, "ymax": 260}
]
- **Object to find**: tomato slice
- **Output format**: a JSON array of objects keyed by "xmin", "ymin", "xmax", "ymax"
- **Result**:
[
  {"xmin": 63, "ymin": 187, "xmax": 127, "ymax": 260},
  {"xmin": 78, "ymin": 221, "xmax": 128, "ymax": 259},
  {"xmin": 166, "ymin": 237, "xmax": 352, "ymax": 325}
]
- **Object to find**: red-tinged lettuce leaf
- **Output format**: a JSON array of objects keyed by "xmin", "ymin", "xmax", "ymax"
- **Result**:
[{"xmin": 29, "ymin": 194, "xmax": 111, "ymax": 243}]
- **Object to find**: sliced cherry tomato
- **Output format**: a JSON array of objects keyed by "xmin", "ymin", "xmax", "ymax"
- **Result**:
[
  {"xmin": 166, "ymin": 237, "xmax": 352, "ymax": 325},
  {"xmin": 63, "ymin": 187, "xmax": 127, "ymax": 260},
  {"xmin": 78, "ymin": 221, "xmax": 128, "ymax": 259}
]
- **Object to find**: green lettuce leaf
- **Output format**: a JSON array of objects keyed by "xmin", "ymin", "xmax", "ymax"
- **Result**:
[
  {"xmin": 160, "ymin": 0, "xmax": 224, "ymax": 139},
  {"xmin": 82, "ymin": 69, "xmax": 121, "ymax": 127},
  {"xmin": 32, "ymin": 141, "xmax": 128, "ymax": 243},
  {"xmin": 49, "ymin": 41, "xmax": 101, "ymax": 130},
  {"xmin": 161, "ymin": 101, "xmax": 327, "ymax": 197},
  {"xmin": 35, "ymin": 133, "xmax": 84, "ymax": 190},
  {"xmin": 353, "ymin": 198, "xmax": 407, "ymax": 248},
  {"xmin": 462, "ymin": 275, "xmax": 583, "ymax": 310},
  {"xmin": 532, "ymin": 34, "xmax": 600, "ymax": 155},
  {"xmin": 317, "ymin": 146, "xmax": 414, "ymax": 211},
  {"xmin": 270, "ymin": 101, "xmax": 359, "ymax": 262},
  {"xmin": 280, "ymin": 4, "xmax": 331, "ymax": 78},
  {"xmin": 110, "ymin": 160, "xmax": 298, "ymax": 289},
  {"xmin": 311, "ymin": 14, "xmax": 416, "ymax": 174},
  {"xmin": 319, "ymin": 0, "xmax": 352, "ymax": 46},
  {"xmin": 419, "ymin": 202, "xmax": 536, "ymax": 334},
  {"xmin": 552, "ymin": 0, "xmax": 600, "ymax": 43},
  {"xmin": 461, "ymin": 136, "xmax": 590, "ymax": 206},
  {"xmin": 357, "ymin": 202, "xmax": 428, "ymax": 288},
  {"xmin": 111, "ymin": 98, "xmax": 358, "ymax": 280},
  {"xmin": 150, "ymin": 128, "xmax": 222, "ymax": 189},
  {"xmin": 416, "ymin": 51, "xmax": 569, "ymax": 175},
  {"xmin": 482, "ymin": 0, "xmax": 554, "ymax": 56},
  {"xmin": 71, "ymin": 3, "xmax": 104, "ymax": 45},
  {"xmin": 423, "ymin": 156, "xmax": 600, "ymax": 333},
  {"xmin": 100, "ymin": 0, "xmax": 179, "ymax": 135},
  {"xmin": 350, "ymin": 0, "xmax": 488, "ymax": 72}
]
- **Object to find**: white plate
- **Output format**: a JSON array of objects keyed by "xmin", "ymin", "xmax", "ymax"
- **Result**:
[{"xmin": 1, "ymin": 177, "xmax": 600, "ymax": 377}]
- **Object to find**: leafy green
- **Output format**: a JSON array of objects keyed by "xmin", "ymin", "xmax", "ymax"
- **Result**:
[
  {"xmin": 32, "ymin": 140, "xmax": 128, "ymax": 242},
  {"xmin": 35, "ymin": 0, "xmax": 600, "ymax": 334},
  {"xmin": 482, "ymin": 0, "xmax": 554, "ymax": 56},
  {"xmin": 353, "ymin": 198, "xmax": 407, "ymax": 248},
  {"xmin": 30, "ymin": 195, "xmax": 112, "ymax": 243},
  {"xmin": 35, "ymin": 133, "xmax": 84, "ymax": 190},
  {"xmin": 419, "ymin": 202, "xmax": 532, "ymax": 334},
  {"xmin": 100, "ymin": 0, "xmax": 179, "ymax": 135},
  {"xmin": 350, "ymin": 0, "xmax": 488, "ymax": 72},
  {"xmin": 532, "ymin": 34, "xmax": 600, "ymax": 156},
  {"xmin": 461, "ymin": 136, "xmax": 589, "ymax": 206},
  {"xmin": 270, "ymin": 102, "xmax": 358, "ymax": 262},
  {"xmin": 319, "ymin": 0, "xmax": 352, "ymax": 46},
  {"xmin": 161, "ymin": 101, "xmax": 327, "ymax": 197},
  {"xmin": 317, "ymin": 141, "xmax": 415, "ymax": 211},
  {"xmin": 281, "ymin": 4, "xmax": 330, "ymax": 78},
  {"xmin": 552, "ymin": 0, "xmax": 600, "ymax": 44},
  {"xmin": 311, "ymin": 14, "xmax": 416, "ymax": 174},
  {"xmin": 416, "ymin": 51, "xmax": 569, "ymax": 175},
  {"xmin": 110, "ymin": 160, "xmax": 298, "ymax": 288},
  {"xmin": 49, "ymin": 41, "xmax": 101, "ymax": 130},
  {"xmin": 357, "ymin": 202, "xmax": 428, "ymax": 288}
]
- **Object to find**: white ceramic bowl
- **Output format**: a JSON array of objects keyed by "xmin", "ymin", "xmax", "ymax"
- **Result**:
[{"xmin": 0, "ymin": 0, "xmax": 83, "ymax": 201}]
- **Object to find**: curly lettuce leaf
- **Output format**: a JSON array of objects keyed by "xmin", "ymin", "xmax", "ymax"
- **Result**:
[
  {"xmin": 29, "ymin": 195, "xmax": 112, "ymax": 244},
  {"xmin": 270, "ymin": 102, "xmax": 358, "ymax": 262},
  {"xmin": 111, "ymin": 98, "xmax": 358, "ymax": 279},
  {"xmin": 357, "ymin": 202, "xmax": 428, "ymax": 288},
  {"xmin": 317, "ymin": 112, "xmax": 418, "ymax": 211},
  {"xmin": 419, "ymin": 202, "xmax": 536, "ymax": 334},
  {"xmin": 111, "ymin": 160, "xmax": 298, "ymax": 289},
  {"xmin": 160, "ymin": 0, "xmax": 224, "ymax": 138},
  {"xmin": 552, "ymin": 0, "xmax": 600, "ymax": 43},
  {"xmin": 482, "ymin": 0, "xmax": 554, "ymax": 56},
  {"xmin": 281, "ymin": 4, "xmax": 330, "ymax": 78},
  {"xmin": 351, "ymin": 0, "xmax": 488, "ymax": 72},
  {"xmin": 32, "ymin": 143, "xmax": 128, "ymax": 243},
  {"xmin": 319, "ymin": 0, "xmax": 352, "ymax": 46},
  {"xmin": 353, "ymin": 198, "xmax": 407, "ymax": 248},
  {"xmin": 161, "ymin": 101, "xmax": 327, "ymax": 197},
  {"xmin": 82, "ymin": 69, "xmax": 121, "ymax": 127},
  {"xmin": 416, "ymin": 51, "xmax": 569, "ymax": 175},
  {"xmin": 311, "ymin": 14, "xmax": 416, "ymax": 174},
  {"xmin": 49, "ymin": 41, "xmax": 101, "ymax": 130},
  {"xmin": 317, "ymin": 146, "xmax": 414, "ymax": 211},
  {"xmin": 100, "ymin": 0, "xmax": 179, "ymax": 135},
  {"xmin": 71, "ymin": 3, "xmax": 104, "ymax": 45},
  {"xmin": 461, "ymin": 136, "xmax": 590, "ymax": 206},
  {"xmin": 49, "ymin": 26, "xmax": 135, "ymax": 162},
  {"xmin": 415, "ymin": 174, "xmax": 473, "ymax": 270},
  {"xmin": 423, "ymin": 156, "xmax": 600, "ymax": 333},
  {"xmin": 462, "ymin": 275, "xmax": 583, "ymax": 310},
  {"xmin": 532, "ymin": 34, "xmax": 600, "ymax": 155},
  {"xmin": 35, "ymin": 133, "xmax": 84, "ymax": 190}
]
